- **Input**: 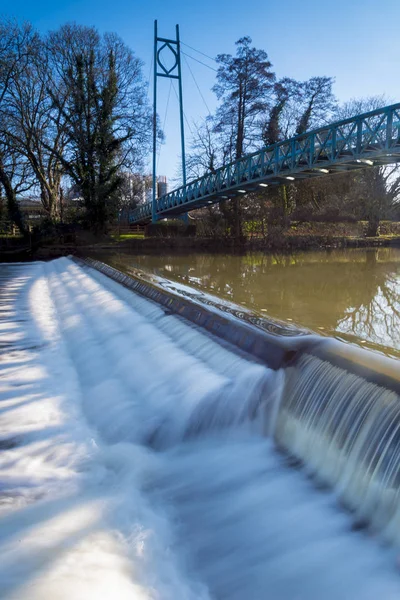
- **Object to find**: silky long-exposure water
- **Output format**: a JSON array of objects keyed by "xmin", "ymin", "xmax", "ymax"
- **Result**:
[{"xmin": 1, "ymin": 257, "xmax": 400, "ymax": 598}]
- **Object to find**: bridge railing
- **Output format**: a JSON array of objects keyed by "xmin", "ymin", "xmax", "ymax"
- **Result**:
[{"xmin": 130, "ymin": 103, "xmax": 400, "ymax": 223}]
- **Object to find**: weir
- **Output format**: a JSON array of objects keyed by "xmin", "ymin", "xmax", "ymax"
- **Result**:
[
  {"xmin": 2, "ymin": 257, "xmax": 400, "ymax": 597},
  {"xmin": 80, "ymin": 256, "xmax": 400, "ymax": 543}
]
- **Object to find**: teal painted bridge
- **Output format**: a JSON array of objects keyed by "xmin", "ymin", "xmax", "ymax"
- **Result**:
[{"xmin": 130, "ymin": 102, "xmax": 400, "ymax": 224}]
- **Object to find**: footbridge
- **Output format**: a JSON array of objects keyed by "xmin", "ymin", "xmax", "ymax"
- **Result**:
[{"xmin": 130, "ymin": 102, "xmax": 400, "ymax": 224}]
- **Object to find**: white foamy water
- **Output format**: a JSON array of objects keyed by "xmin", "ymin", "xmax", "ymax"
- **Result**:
[{"xmin": 0, "ymin": 257, "xmax": 399, "ymax": 599}]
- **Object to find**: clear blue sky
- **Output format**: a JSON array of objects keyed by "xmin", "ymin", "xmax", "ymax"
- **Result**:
[{"xmin": 2, "ymin": 0, "xmax": 400, "ymax": 182}]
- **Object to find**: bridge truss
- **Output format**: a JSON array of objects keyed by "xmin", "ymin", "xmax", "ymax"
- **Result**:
[{"xmin": 130, "ymin": 103, "xmax": 400, "ymax": 224}]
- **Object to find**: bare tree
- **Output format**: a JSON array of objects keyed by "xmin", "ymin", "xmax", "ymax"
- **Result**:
[
  {"xmin": 186, "ymin": 117, "xmax": 221, "ymax": 179},
  {"xmin": 338, "ymin": 96, "xmax": 400, "ymax": 236},
  {"xmin": 334, "ymin": 95, "xmax": 388, "ymax": 121},
  {"xmin": 290, "ymin": 95, "xmax": 400, "ymax": 231},
  {"xmin": 261, "ymin": 78, "xmax": 300, "ymax": 146},
  {"xmin": 1, "ymin": 27, "xmax": 66, "ymax": 221},
  {"xmin": 0, "ymin": 133, "xmax": 34, "ymax": 233},
  {"xmin": 360, "ymin": 166, "xmax": 400, "ymax": 236},
  {"xmin": 46, "ymin": 24, "xmax": 152, "ymax": 230},
  {"xmin": 0, "ymin": 19, "xmax": 35, "ymax": 233},
  {"xmin": 295, "ymin": 76, "xmax": 336, "ymax": 135}
]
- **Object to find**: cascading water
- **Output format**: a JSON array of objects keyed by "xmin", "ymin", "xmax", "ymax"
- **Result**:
[
  {"xmin": 276, "ymin": 353, "xmax": 400, "ymax": 541},
  {"xmin": 45, "ymin": 259, "xmax": 281, "ymax": 449},
  {"xmin": 77, "ymin": 258, "xmax": 400, "ymax": 593},
  {"xmin": 2, "ymin": 256, "xmax": 400, "ymax": 599}
]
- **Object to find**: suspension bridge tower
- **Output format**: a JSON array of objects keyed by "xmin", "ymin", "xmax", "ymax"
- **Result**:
[{"xmin": 152, "ymin": 20, "xmax": 187, "ymax": 223}]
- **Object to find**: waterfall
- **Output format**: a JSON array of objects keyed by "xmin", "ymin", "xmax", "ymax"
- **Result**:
[
  {"xmin": 276, "ymin": 353, "xmax": 400, "ymax": 542},
  {"xmin": 80, "ymin": 256, "xmax": 400, "ymax": 543},
  {"xmin": 5, "ymin": 256, "xmax": 399, "ymax": 599}
]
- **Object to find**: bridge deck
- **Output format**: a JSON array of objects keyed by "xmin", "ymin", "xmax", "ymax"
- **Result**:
[
  {"xmin": 0, "ymin": 258, "xmax": 399, "ymax": 598},
  {"xmin": 131, "ymin": 102, "xmax": 400, "ymax": 223}
]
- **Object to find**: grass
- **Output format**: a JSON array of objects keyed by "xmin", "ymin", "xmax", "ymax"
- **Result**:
[{"xmin": 110, "ymin": 232, "xmax": 145, "ymax": 241}]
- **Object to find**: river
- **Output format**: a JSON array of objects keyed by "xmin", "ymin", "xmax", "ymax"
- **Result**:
[
  {"xmin": 94, "ymin": 247, "xmax": 400, "ymax": 358},
  {"xmin": 3, "ymin": 258, "xmax": 400, "ymax": 598}
]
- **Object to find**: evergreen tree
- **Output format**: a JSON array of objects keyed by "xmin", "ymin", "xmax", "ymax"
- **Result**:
[{"xmin": 213, "ymin": 37, "xmax": 275, "ymax": 240}]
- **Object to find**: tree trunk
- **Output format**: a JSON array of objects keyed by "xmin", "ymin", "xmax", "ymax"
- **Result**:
[
  {"xmin": 366, "ymin": 216, "xmax": 380, "ymax": 237},
  {"xmin": 59, "ymin": 186, "xmax": 64, "ymax": 224},
  {"xmin": 0, "ymin": 167, "xmax": 26, "ymax": 236},
  {"xmin": 232, "ymin": 196, "xmax": 243, "ymax": 242}
]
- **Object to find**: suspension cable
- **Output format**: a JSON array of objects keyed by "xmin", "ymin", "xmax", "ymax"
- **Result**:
[
  {"xmin": 181, "ymin": 41, "xmax": 218, "ymax": 64},
  {"xmin": 182, "ymin": 53, "xmax": 212, "ymax": 116},
  {"xmin": 146, "ymin": 55, "xmax": 153, "ymax": 100},
  {"xmin": 157, "ymin": 79, "xmax": 173, "ymax": 170},
  {"xmin": 171, "ymin": 79, "xmax": 194, "ymax": 137},
  {"xmin": 181, "ymin": 50, "xmax": 218, "ymax": 72}
]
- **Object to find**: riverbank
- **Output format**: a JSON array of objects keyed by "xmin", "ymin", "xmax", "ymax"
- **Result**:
[
  {"xmin": 32, "ymin": 232, "xmax": 400, "ymax": 260},
  {"xmin": 2, "ymin": 221, "xmax": 400, "ymax": 261}
]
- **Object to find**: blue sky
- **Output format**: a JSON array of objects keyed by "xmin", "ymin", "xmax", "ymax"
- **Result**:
[{"xmin": 2, "ymin": 0, "xmax": 400, "ymax": 182}]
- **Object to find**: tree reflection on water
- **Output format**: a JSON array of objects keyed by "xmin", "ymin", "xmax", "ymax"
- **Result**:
[
  {"xmin": 102, "ymin": 247, "xmax": 400, "ymax": 358},
  {"xmin": 335, "ymin": 250, "xmax": 400, "ymax": 352}
]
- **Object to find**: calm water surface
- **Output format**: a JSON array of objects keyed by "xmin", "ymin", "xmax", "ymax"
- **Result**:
[{"xmin": 97, "ymin": 248, "xmax": 400, "ymax": 358}]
